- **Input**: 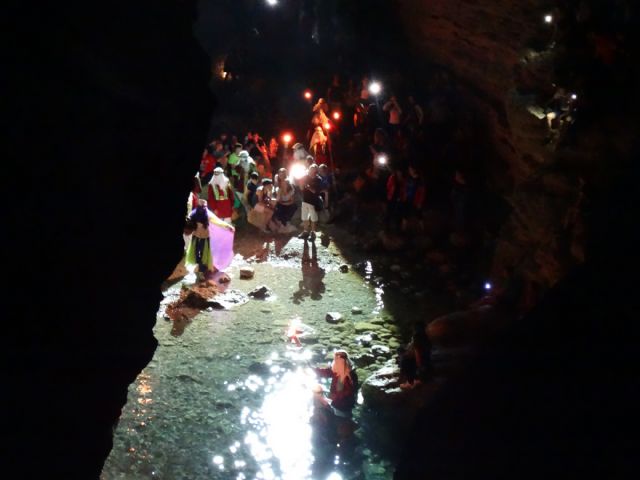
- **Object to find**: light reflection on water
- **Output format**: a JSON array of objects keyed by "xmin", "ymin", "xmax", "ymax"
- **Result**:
[
  {"xmin": 213, "ymin": 350, "xmax": 347, "ymax": 480},
  {"xmin": 104, "ymin": 243, "xmax": 404, "ymax": 480}
]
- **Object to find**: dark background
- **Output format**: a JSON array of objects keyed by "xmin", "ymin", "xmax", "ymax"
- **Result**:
[{"xmin": 3, "ymin": 1, "xmax": 638, "ymax": 478}]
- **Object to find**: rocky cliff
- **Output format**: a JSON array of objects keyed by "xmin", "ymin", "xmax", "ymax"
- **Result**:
[
  {"xmin": 4, "ymin": 1, "xmax": 212, "ymax": 477},
  {"xmin": 398, "ymin": 0, "xmax": 637, "ymax": 291}
]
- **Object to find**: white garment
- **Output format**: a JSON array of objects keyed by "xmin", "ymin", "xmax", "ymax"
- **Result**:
[{"xmin": 301, "ymin": 202, "xmax": 318, "ymax": 223}]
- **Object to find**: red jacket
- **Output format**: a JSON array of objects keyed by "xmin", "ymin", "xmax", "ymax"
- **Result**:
[
  {"xmin": 208, "ymin": 184, "xmax": 234, "ymax": 218},
  {"xmin": 315, "ymin": 367, "xmax": 359, "ymax": 412},
  {"xmin": 386, "ymin": 174, "xmax": 406, "ymax": 202},
  {"xmin": 200, "ymin": 153, "xmax": 215, "ymax": 176}
]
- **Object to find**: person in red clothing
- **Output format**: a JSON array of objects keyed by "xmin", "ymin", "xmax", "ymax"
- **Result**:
[
  {"xmin": 207, "ymin": 167, "xmax": 234, "ymax": 223},
  {"xmin": 199, "ymin": 147, "xmax": 216, "ymax": 185},
  {"xmin": 313, "ymin": 350, "xmax": 359, "ymax": 417}
]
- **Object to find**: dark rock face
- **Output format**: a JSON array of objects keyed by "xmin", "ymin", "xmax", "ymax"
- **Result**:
[
  {"xmin": 392, "ymin": 2, "xmax": 638, "ymax": 478},
  {"xmin": 4, "ymin": 1, "xmax": 211, "ymax": 477},
  {"xmin": 398, "ymin": 0, "xmax": 636, "ymax": 290}
]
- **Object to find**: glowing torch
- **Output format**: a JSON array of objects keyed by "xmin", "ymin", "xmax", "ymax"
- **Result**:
[
  {"xmin": 332, "ymin": 111, "xmax": 341, "ymax": 121},
  {"xmin": 282, "ymin": 132, "xmax": 293, "ymax": 146},
  {"xmin": 303, "ymin": 90, "xmax": 313, "ymax": 100}
]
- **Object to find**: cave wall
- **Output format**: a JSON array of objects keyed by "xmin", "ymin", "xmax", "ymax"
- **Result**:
[
  {"xmin": 392, "ymin": 2, "xmax": 639, "ymax": 478},
  {"xmin": 4, "ymin": 2, "xmax": 212, "ymax": 477},
  {"xmin": 397, "ymin": 0, "xmax": 636, "ymax": 290}
]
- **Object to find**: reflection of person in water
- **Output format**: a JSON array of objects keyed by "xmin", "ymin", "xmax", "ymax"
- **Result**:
[{"xmin": 292, "ymin": 241, "xmax": 325, "ymax": 302}]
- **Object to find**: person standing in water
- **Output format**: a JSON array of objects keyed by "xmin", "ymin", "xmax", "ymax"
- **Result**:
[{"xmin": 313, "ymin": 350, "xmax": 359, "ymax": 418}]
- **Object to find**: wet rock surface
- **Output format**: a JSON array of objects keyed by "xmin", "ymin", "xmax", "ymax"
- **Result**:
[
  {"xmin": 248, "ymin": 285, "xmax": 271, "ymax": 299},
  {"xmin": 239, "ymin": 266, "xmax": 255, "ymax": 279},
  {"xmin": 325, "ymin": 311, "xmax": 344, "ymax": 323}
]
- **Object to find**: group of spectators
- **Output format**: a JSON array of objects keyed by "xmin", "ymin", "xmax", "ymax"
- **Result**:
[
  {"xmin": 313, "ymin": 72, "xmax": 475, "ymax": 241},
  {"xmin": 189, "ymin": 127, "xmax": 337, "ymax": 243}
]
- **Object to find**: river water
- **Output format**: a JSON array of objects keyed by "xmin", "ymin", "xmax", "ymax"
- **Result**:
[{"xmin": 101, "ymin": 228, "xmax": 446, "ymax": 480}]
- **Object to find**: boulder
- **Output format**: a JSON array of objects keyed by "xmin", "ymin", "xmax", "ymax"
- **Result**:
[
  {"xmin": 339, "ymin": 264, "xmax": 349, "ymax": 273},
  {"xmin": 352, "ymin": 353, "xmax": 376, "ymax": 368},
  {"xmin": 248, "ymin": 285, "xmax": 271, "ymax": 299},
  {"xmin": 325, "ymin": 312, "xmax": 343, "ymax": 324},
  {"xmin": 351, "ymin": 306, "xmax": 363, "ymax": 315},
  {"xmin": 427, "ymin": 305, "xmax": 508, "ymax": 347},
  {"xmin": 239, "ymin": 267, "xmax": 255, "ymax": 279},
  {"xmin": 360, "ymin": 363, "xmax": 431, "ymax": 412},
  {"xmin": 370, "ymin": 344, "xmax": 391, "ymax": 357}
]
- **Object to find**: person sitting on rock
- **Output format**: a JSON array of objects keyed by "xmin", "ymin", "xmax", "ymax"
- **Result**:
[
  {"xmin": 312, "ymin": 350, "xmax": 359, "ymax": 418},
  {"xmin": 398, "ymin": 324, "xmax": 432, "ymax": 389}
]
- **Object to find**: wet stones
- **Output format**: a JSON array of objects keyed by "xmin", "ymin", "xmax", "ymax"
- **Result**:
[
  {"xmin": 248, "ymin": 285, "xmax": 271, "ymax": 299},
  {"xmin": 370, "ymin": 344, "xmax": 391, "ymax": 357},
  {"xmin": 175, "ymin": 374, "xmax": 202, "ymax": 384},
  {"xmin": 351, "ymin": 306, "xmax": 363, "ymax": 315},
  {"xmin": 355, "ymin": 333, "xmax": 376, "ymax": 346},
  {"xmin": 354, "ymin": 322, "xmax": 380, "ymax": 333},
  {"xmin": 352, "ymin": 352, "xmax": 376, "ymax": 368},
  {"xmin": 339, "ymin": 264, "xmax": 349, "ymax": 273},
  {"xmin": 325, "ymin": 312, "xmax": 343, "ymax": 324},
  {"xmin": 239, "ymin": 267, "xmax": 255, "ymax": 279},
  {"xmin": 248, "ymin": 362, "xmax": 270, "ymax": 376},
  {"xmin": 361, "ymin": 362, "xmax": 434, "ymax": 415}
]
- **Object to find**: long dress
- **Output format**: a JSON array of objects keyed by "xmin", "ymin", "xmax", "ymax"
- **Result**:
[{"xmin": 185, "ymin": 209, "xmax": 234, "ymax": 272}]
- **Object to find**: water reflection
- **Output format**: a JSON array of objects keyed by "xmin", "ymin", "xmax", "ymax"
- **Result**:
[{"xmin": 216, "ymin": 350, "xmax": 357, "ymax": 480}]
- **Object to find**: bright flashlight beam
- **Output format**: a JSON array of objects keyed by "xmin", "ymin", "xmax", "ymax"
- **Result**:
[
  {"xmin": 304, "ymin": 90, "xmax": 312, "ymax": 100},
  {"xmin": 266, "ymin": 0, "xmax": 278, "ymax": 6},
  {"xmin": 571, "ymin": 93, "xmax": 577, "ymax": 100},
  {"xmin": 544, "ymin": 14, "xmax": 553, "ymax": 23},
  {"xmin": 332, "ymin": 111, "xmax": 341, "ymax": 120},
  {"xmin": 291, "ymin": 163, "xmax": 307, "ymax": 180},
  {"xmin": 377, "ymin": 154, "xmax": 387, "ymax": 165},
  {"xmin": 282, "ymin": 133, "xmax": 293, "ymax": 144},
  {"xmin": 369, "ymin": 81, "xmax": 382, "ymax": 95},
  {"xmin": 324, "ymin": 122, "xmax": 331, "ymax": 131}
]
